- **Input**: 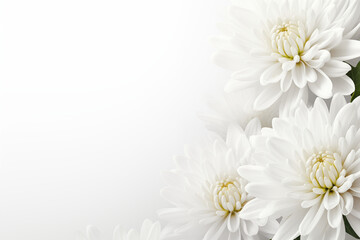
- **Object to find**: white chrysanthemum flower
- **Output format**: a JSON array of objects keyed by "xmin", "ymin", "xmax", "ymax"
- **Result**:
[
  {"xmin": 238, "ymin": 95, "xmax": 360, "ymax": 240},
  {"xmin": 159, "ymin": 120, "xmax": 279, "ymax": 240},
  {"xmin": 213, "ymin": 0, "xmax": 360, "ymax": 111},
  {"xmin": 77, "ymin": 219, "xmax": 162, "ymax": 240}
]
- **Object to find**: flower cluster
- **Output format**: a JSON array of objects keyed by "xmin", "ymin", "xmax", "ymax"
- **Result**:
[{"xmin": 79, "ymin": 0, "xmax": 360, "ymax": 239}]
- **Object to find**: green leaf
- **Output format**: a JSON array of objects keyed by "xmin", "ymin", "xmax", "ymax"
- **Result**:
[
  {"xmin": 347, "ymin": 61, "xmax": 360, "ymax": 102},
  {"xmin": 294, "ymin": 236, "xmax": 300, "ymax": 240},
  {"xmin": 344, "ymin": 216, "xmax": 360, "ymax": 239}
]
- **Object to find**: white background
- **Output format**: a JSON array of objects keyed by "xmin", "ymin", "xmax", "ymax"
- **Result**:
[
  {"xmin": 0, "ymin": 0, "xmax": 229, "ymax": 239},
  {"xmin": 0, "ymin": 0, "xmax": 357, "ymax": 240}
]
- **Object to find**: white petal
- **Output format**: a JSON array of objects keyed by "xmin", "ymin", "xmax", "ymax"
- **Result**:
[
  {"xmin": 279, "ymin": 86, "xmax": 306, "ymax": 118},
  {"xmin": 304, "ymin": 65, "xmax": 317, "ymax": 83},
  {"xmin": 323, "ymin": 190, "xmax": 340, "ymax": 210},
  {"xmin": 341, "ymin": 192, "xmax": 354, "ymax": 215},
  {"xmin": 239, "ymin": 199, "xmax": 267, "ymax": 219},
  {"xmin": 259, "ymin": 199, "xmax": 299, "ymax": 220},
  {"xmin": 301, "ymin": 195, "xmax": 322, "ymax": 208},
  {"xmin": 282, "ymin": 60, "xmax": 297, "ymax": 71},
  {"xmin": 308, "ymin": 70, "xmax": 333, "ymax": 99},
  {"xmin": 238, "ymin": 165, "xmax": 266, "ymax": 182},
  {"xmin": 329, "ymin": 94, "xmax": 347, "ymax": 122},
  {"xmin": 226, "ymin": 124, "xmax": 245, "ymax": 150},
  {"xmin": 227, "ymin": 229, "xmax": 241, "ymax": 240},
  {"xmin": 292, "ymin": 62, "xmax": 307, "ymax": 88},
  {"xmin": 280, "ymin": 71, "xmax": 292, "ymax": 92},
  {"xmin": 331, "ymin": 75, "xmax": 355, "ymax": 96},
  {"xmin": 345, "ymin": 21, "xmax": 360, "ymax": 39},
  {"xmin": 229, "ymin": 130, "xmax": 251, "ymax": 157},
  {"xmin": 323, "ymin": 219, "xmax": 345, "ymax": 240},
  {"xmin": 306, "ymin": 50, "xmax": 330, "ymax": 69},
  {"xmin": 242, "ymin": 220, "xmax": 259, "ymax": 236},
  {"xmin": 244, "ymin": 118, "xmax": 261, "ymax": 136},
  {"xmin": 203, "ymin": 220, "xmax": 227, "ymax": 240},
  {"xmin": 260, "ymin": 219, "xmax": 279, "ymax": 235},
  {"xmin": 304, "ymin": 213, "xmax": 328, "ymax": 240},
  {"xmin": 245, "ymin": 182, "xmax": 286, "ymax": 199},
  {"xmin": 315, "ymin": 28, "xmax": 343, "ymax": 50},
  {"xmin": 260, "ymin": 63, "xmax": 283, "ymax": 85},
  {"xmin": 227, "ymin": 213, "xmax": 240, "ymax": 232},
  {"xmin": 302, "ymin": 45, "xmax": 319, "ymax": 62},
  {"xmin": 299, "ymin": 203, "xmax": 325, "ymax": 235},
  {"xmin": 322, "ymin": 60, "xmax": 351, "ymax": 78},
  {"xmin": 272, "ymin": 210, "xmax": 306, "ymax": 240},
  {"xmin": 327, "ymin": 205, "xmax": 342, "ymax": 228},
  {"xmin": 227, "ymin": 70, "xmax": 259, "ymax": 90},
  {"xmin": 267, "ymin": 136, "xmax": 296, "ymax": 160},
  {"xmin": 253, "ymin": 84, "xmax": 282, "ymax": 111},
  {"xmin": 331, "ymin": 40, "xmax": 360, "ymax": 61}
]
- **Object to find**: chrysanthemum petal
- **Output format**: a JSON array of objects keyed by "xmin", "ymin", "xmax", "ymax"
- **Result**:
[
  {"xmin": 331, "ymin": 39, "xmax": 360, "ymax": 61},
  {"xmin": 322, "ymin": 60, "xmax": 351, "ymax": 77},
  {"xmin": 244, "ymin": 118, "xmax": 261, "ymax": 136},
  {"xmin": 254, "ymin": 84, "xmax": 282, "ymax": 111},
  {"xmin": 327, "ymin": 205, "xmax": 342, "ymax": 228},
  {"xmin": 331, "ymin": 75, "xmax": 355, "ymax": 95},
  {"xmin": 245, "ymin": 182, "xmax": 287, "ymax": 199},
  {"xmin": 239, "ymin": 200, "xmax": 264, "ymax": 220},
  {"xmin": 304, "ymin": 65, "xmax": 317, "ymax": 83},
  {"xmin": 299, "ymin": 203, "xmax": 325, "ymax": 235},
  {"xmin": 227, "ymin": 229, "xmax": 241, "ymax": 240},
  {"xmin": 341, "ymin": 191, "xmax": 354, "ymax": 215},
  {"xmin": 323, "ymin": 190, "xmax": 340, "ymax": 210},
  {"xmin": 272, "ymin": 210, "xmax": 306, "ymax": 240},
  {"xmin": 260, "ymin": 63, "xmax": 283, "ymax": 85},
  {"xmin": 242, "ymin": 220, "xmax": 259, "ymax": 236},
  {"xmin": 330, "ymin": 94, "xmax": 347, "ymax": 122},
  {"xmin": 308, "ymin": 70, "xmax": 333, "ymax": 99},
  {"xmin": 292, "ymin": 62, "xmax": 307, "ymax": 88},
  {"xmin": 323, "ymin": 219, "xmax": 345, "ymax": 240},
  {"xmin": 203, "ymin": 221, "xmax": 227, "ymax": 240},
  {"xmin": 238, "ymin": 165, "xmax": 265, "ymax": 182},
  {"xmin": 227, "ymin": 214, "xmax": 240, "ymax": 233}
]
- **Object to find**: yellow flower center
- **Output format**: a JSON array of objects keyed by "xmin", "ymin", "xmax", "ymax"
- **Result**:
[
  {"xmin": 212, "ymin": 177, "xmax": 247, "ymax": 216},
  {"xmin": 270, "ymin": 20, "xmax": 306, "ymax": 60},
  {"xmin": 306, "ymin": 151, "xmax": 346, "ymax": 193}
]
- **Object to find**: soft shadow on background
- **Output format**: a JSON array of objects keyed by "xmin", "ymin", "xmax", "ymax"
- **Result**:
[
  {"xmin": 0, "ymin": 1, "xmax": 357, "ymax": 240},
  {"xmin": 0, "ymin": 0, "xmax": 228, "ymax": 239}
]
